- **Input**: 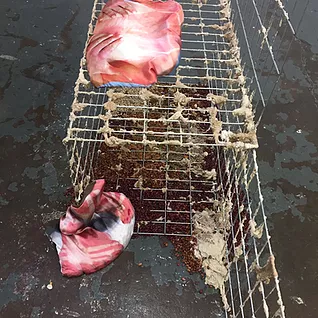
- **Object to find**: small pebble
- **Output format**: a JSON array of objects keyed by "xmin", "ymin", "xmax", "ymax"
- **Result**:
[
  {"xmin": 46, "ymin": 281, "xmax": 53, "ymax": 290},
  {"xmin": 138, "ymin": 263, "xmax": 143, "ymax": 267}
]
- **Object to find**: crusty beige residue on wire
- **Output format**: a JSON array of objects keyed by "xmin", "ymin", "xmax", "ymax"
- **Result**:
[{"xmin": 193, "ymin": 198, "xmax": 232, "ymax": 311}]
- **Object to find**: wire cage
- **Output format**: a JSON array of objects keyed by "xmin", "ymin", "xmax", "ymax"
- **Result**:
[{"xmin": 64, "ymin": 0, "xmax": 306, "ymax": 317}]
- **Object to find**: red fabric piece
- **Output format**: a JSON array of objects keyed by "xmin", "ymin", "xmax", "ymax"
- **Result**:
[
  {"xmin": 50, "ymin": 179, "xmax": 135, "ymax": 277},
  {"xmin": 86, "ymin": 0, "xmax": 184, "ymax": 87}
]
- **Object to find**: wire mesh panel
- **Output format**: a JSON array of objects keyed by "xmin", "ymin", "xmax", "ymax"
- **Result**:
[
  {"xmin": 63, "ymin": 0, "xmax": 306, "ymax": 317},
  {"xmin": 229, "ymin": 0, "xmax": 303, "ymax": 125}
]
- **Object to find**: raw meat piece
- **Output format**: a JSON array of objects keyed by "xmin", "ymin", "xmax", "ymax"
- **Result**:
[
  {"xmin": 49, "ymin": 179, "xmax": 135, "ymax": 277},
  {"xmin": 86, "ymin": 0, "xmax": 184, "ymax": 87}
]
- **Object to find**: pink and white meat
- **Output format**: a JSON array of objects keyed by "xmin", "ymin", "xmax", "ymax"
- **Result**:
[{"xmin": 86, "ymin": 0, "xmax": 184, "ymax": 87}]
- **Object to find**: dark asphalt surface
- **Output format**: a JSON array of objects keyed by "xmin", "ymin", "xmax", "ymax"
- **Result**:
[{"xmin": 0, "ymin": 0, "xmax": 317, "ymax": 317}]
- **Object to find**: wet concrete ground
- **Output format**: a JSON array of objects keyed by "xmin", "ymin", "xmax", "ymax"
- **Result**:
[{"xmin": 0, "ymin": 0, "xmax": 317, "ymax": 317}]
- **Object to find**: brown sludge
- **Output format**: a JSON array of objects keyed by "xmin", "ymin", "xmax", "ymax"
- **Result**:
[
  {"xmin": 89, "ymin": 85, "xmax": 251, "ymax": 276},
  {"xmin": 169, "ymin": 236, "xmax": 203, "ymax": 274}
]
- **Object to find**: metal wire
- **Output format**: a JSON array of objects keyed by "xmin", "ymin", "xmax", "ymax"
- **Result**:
[{"xmin": 63, "ymin": 0, "xmax": 305, "ymax": 317}]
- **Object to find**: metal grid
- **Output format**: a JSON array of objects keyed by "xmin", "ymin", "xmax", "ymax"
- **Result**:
[{"xmin": 63, "ymin": 0, "xmax": 308, "ymax": 317}]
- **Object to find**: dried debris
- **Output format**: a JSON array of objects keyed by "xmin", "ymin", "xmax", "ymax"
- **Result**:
[
  {"xmin": 228, "ymin": 132, "xmax": 257, "ymax": 145},
  {"xmin": 220, "ymin": 3, "xmax": 231, "ymax": 20},
  {"xmin": 209, "ymin": 107, "xmax": 222, "ymax": 143},
  {"xmin": 104, "ymin": 100, "xmax": 117, "ymax": 111},
  {"xmin": 249, "ymin": 219, "xmax": 264, "ymax": 239},
  {"xmin": 253, "ymin": 255, "xmax": 278, "ymax": 284},
  {"xmin": 174, "ymin": 91, "xmax": 191, "ymax": 106},
  {"xmin": 175, "ymin": 78, "xmax": 190, "ymax": 88},
  {"xmin": 209, "ymin": 22, "xmax": 232, "ymax": 31},
  {"xmin": 233, "ymin": 88, "xmax": 255, "ymax": 132},
  {"xmin": 169, "ymin": 236, "xmax": 202, "ymax": 273},
  {"xmin": 193, "ymin": 198, "xmax": 232, "ymax": 311},
  {"xmin": 140, "ymin": 88, "xmax": 163, "ymax": 101},
  {"xmin": 206, "ymin": 93, "xmax": 227, "ymax": 107},
  {"xmin": 72, "ymin": 102, "xmax": 89, "ymax": 112}
]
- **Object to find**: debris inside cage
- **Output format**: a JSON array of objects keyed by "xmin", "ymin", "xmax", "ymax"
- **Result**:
[
  {"xmin": 93, "ymin": 84, "xmax": 258, "ymax": 150},
  {"xmin": 206, "ymin": 93, "xmax": 227, "ymax": 106}
]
